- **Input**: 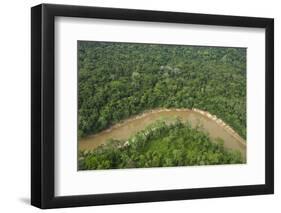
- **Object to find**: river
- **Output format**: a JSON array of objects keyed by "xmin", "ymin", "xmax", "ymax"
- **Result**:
[{"xmin": 79, "ymin": 109, "xmax": 246, "ymax": 160}]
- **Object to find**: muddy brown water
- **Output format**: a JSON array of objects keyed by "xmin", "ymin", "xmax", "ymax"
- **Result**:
[{"xmin": 79, "ymin": 109, "xmax": 246, "ymax": 160}]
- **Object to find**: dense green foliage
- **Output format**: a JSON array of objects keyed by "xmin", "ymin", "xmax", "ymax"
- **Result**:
[
  {"xmin": 78, "ymin": 41, "xmax": 246, "ymax": 139},
  {"xmin": 79, "ymin": 121, "xmax": 243, "ymax": 170}
]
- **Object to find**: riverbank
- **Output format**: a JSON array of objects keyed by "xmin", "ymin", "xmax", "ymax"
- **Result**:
[
  {"xmin": 191, "ymin": 108, "xmax": 246, "ymax": 148},
  {"xmin": 79, "ymin": 108, "xmax": 246, "ymax": 160},
  {"xmin": 79, "ymin": 120, "xmax": 244, "ymax": 170}
]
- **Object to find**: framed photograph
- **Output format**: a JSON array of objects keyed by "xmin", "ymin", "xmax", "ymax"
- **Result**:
[{"xmin": 31, "ymin": 3, "xmax": 274, "ymax": 209}]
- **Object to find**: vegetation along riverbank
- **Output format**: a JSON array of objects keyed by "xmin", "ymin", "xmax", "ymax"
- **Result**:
[{"xmin": 79, "ymin": 120, "xmax": 244, "ymax": 170}]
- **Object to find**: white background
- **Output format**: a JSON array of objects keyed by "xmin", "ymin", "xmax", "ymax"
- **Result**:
[
  {"xmin": 0, "ymin": 0, "xmax": 279, "ymax": 212},
  {"xmin": 55, "ymin": 17, "xmax": 265, "ymax": 196}
]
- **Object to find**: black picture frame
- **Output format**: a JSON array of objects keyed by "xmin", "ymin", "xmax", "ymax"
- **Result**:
[{"xmin": 31, "ymin": 3, "xmax": 274, "ymax": 209}]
